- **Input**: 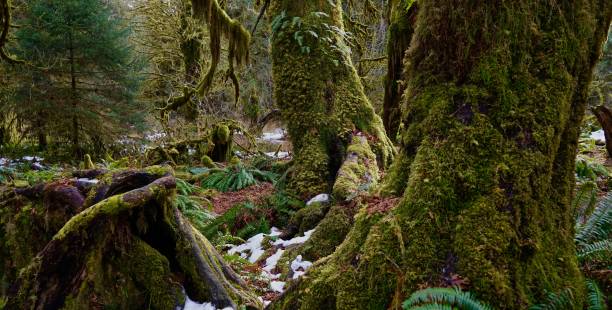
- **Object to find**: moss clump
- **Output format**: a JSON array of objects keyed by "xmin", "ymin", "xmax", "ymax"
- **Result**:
[
  {"xmin": 332, "ymin": 135, "xmax": 379, "ymax": 201},
  {"xmin": 83, "ymin": 154, "xmax": 95, "ymax": 170},
  {"xmin": 62, "ymin": 239, "xmax": 183, "ymax": 310},
  {"xmin": 201, "ymin": 155, "xmax": 216, "ymax": 168},
  {"xmin": 284, "ymin": 201, "xmax": 330, "ymax": 238}
]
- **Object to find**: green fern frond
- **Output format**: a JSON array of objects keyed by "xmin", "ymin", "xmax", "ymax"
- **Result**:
[
  {"xmin": 577, "ymin": 239, "xmax": 612, "ymax": 262},
  {"xmin": 408, "ymin": 304, "xmax": 453, "ymax": 310},
  {"xmin": 529, "ymin": 288, "xmax": 574, "ymax": 310},
  {"xmin": 199, "ymin": 164, "xmax": 277, "ymax": 192},
  {"xmin": 403, "ymin": 287, "xmax": 492, "ymax": 310},
  {"xmin": 586, "ymin": 279, "xmax": 606, "ymax": 310},
  {"xmin": 576, "ymin": 194, "xmax": 612, "ymax": 245}
]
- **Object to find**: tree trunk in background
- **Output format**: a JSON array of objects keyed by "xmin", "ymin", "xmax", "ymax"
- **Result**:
[
  {"xmin": 69, "ymin": 32, "xmax": 81, "ymax": 159},
  {"xmin": 382, "ymin": 0, "xmax": 417, "ymax": 141},
  {"xmin": 273, "ymin": 1, "xmax": 611, "ymax": 309},
  {"xmin": 270, "ymin": 0, "xmax": 394, "ymax": 199},
  {"xmin": 179, "ymin": 0, "xmax": 202, "ymax": 121},
  {"xmin": 592, "ymin": 105, "xmax": 612, "ymax": 157}
]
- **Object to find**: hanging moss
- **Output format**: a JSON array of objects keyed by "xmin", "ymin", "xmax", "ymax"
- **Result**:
[{"xmin": 191, "ymin": 0, "xmax": 250, "ymax": 99}]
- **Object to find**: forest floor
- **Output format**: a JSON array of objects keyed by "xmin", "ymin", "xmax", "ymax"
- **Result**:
[{"xmin": 0, "ymin": 126, "xmax": 610, "ymax": 309}]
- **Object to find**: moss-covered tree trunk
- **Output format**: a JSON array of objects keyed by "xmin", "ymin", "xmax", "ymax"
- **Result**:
[
  {"xmin": 270, "ymin": 0, "xmax": 394, "ymax": 199},
  {"xmin": 273, "ymin": 1, "xmax": 612, "ymax": 309},
  {"xmin": 2, "ymin": 168, "xmax": 259, "ymax": 309},
  {"xmin": 382, "ymin": 0, "xmax": 417, "ymax": 141}
]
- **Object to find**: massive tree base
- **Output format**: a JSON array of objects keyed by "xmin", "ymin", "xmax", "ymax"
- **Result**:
[
  {"xmin": 270, "ymin": 0, "xmax": 612, "ymax": 309},
  {"xmin": 1, "ymin": 167, "xmax": 259, "ymax": 309}
]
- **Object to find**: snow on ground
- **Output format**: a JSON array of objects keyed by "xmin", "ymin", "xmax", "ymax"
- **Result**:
[
  {"xmin": 264, "ymin": 151, "xmax": 291, "ymax": 159},
  {"xmin": 262, "ymin": 249, "xmax": 285, "ymax": 279},
  {"xmin": 259, "ymin": 128, "xmax": 286, "ymax": 144},
  {"xmin": 591, "ymin": 129, "xmax": 605, "ymax": 141},
  {"xmin": 178, "ymin": 295, "xmax": 232, "ymax": 310},
  {"xmin": 270, "ymin": 281, "xmax": 286, "ymax": 293},
  {"xmin": 22, "ymin": 156, "xmax": 44, "ymax": 162},
  {"xmin": 290, "ymin": 255, "xmax": 313, "ymax": 280},
  {"xmin": 273, "ymin": 229, "xmax": 315, "ymax": 247},
  {"xmin": 76, "ymin": 178, "xmax": 99, "ymax": 185},
  {"xmin": 306, "ymin": 193, "xmax": 329, "ymax": 206},
  {"xmin": 227, "ymin": 226, "xmax": 317, "ymax": 299},
  {"xmin": 228, "ymin": 233, "xmax": 267, "ymax": 263}
]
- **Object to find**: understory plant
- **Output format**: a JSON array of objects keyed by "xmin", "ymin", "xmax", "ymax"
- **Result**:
[
  {"xmin": 175, "ymin": 178, "xmax": 216, "ymax": 232},
  {"xmin": 199, "ymin": 163, "xmax": 278, "ymax": 192}
]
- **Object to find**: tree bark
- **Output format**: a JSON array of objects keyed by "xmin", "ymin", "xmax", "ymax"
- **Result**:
[
  {"xmin": 592, "ymin": 105, "xmax": 612, "ymax": 157},
  {"xmin": 3, "ymin": 168, "xmax": 260, "ymax": 309},
  {"xmin": 273, "ymin": 1, "xmax": 612, "ymax": 309},
  {"xmin": 382, "ymin": 0, "xmax": 417, "ymax": 141},
  {"xmin": 270, "ymin": 0, "xmax": 394, "ymax": 199}
]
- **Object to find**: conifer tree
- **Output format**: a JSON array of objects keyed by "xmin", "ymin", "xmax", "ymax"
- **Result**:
[{"xmin": 12, "ymin": 0, "xmax": 144, "ymax": 156}]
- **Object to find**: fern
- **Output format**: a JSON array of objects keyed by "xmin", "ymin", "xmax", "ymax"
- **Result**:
[
  {"xmin": 529, "ymin": 288, "xmax": 574, "ymax": 310},
  {"xmin": 174, "ymin": 179, "xmax": 216, "ymax": 233},
  {"xmin": 403, "ymin": 287, "xmax": 492, "ymax": 310},
  {"xmin": 586, "ymin": 279, "xmax": 606, "ymax": 310},
  {"xmin": 199, "ymin": 164, "xmax": 277, "ymax": 192},
  {"xmin": 575, "ymin": 194, "xmax": 612, "ymax": 251},
  {"xmin": 577, "ymin": 239, "xmax": 612, "ymax": 261}
]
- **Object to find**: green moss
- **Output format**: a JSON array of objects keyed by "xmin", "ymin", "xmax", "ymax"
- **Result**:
[
  {"xmin": 201, "ymin": 155, "xmax": 216, "ymax": 168},
  {"xmin": 83, "ymin": 154, "xmax": 95, "ymax": 170},
  {"xmin": 271, "ymin": 0, "xmax": 394, "ymax": 199},
  {"xmin": 272, "ymin": 0, "xmax": 610, "ymax": 308},
  {"xmin": 332, "ymin": 136, "xmax": 379, "ymax": 200},
  {"xmin": 63, "ymin": 238, "xmax": 182, "ymax": 310}
]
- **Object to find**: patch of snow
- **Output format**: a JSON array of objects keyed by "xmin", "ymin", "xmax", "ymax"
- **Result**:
[
  {"xmin": 178, "ymin": 295, "xmax": 233, "ymax": 310},
  {"xmin": 32, "ymin": 162, "xmax": 46, "ymax": 170},
  {"xmin": 262, "ymin": 249, "xmax": 285, "ymax": 279},
  {"xmin": 259, "ymin": 128, "xmax": 286, "ymax": 144},
  {"xmin": 273, "ymin": 229, "xmax": 315, "ymax": 248},
  {"xmin": 290, "ymin": 255, "xmax": 313, "ymax": 279},
  {"xmin": 269, "ymin": 227, "xmax": 283, "ymax": 237},
  {"xmin": 188, "ymin": 148, "xmax": 196, "ymax": 155},
  {"xmin": 590, "ymin": 129, "xmax": 605, "ymax": 141},
  {"xmin": 264, "ymin": 151, "xmax": 290, "ymax": 159},
  {"xmin": 145, "ymin": 131, "xmax": 166, "ymax": 142},
  {"xmin": 228, "ymin": 233, "xmax": 266, "ymax": 263},
  {"xmin": 270, "ymin": 281, "xmax": 286, "ymax": 293},
  {"xmin": 22, "ymin": 156, "xmax": 43, "ymax": 162},
  {"xmin": 0, "ymin": 158, "xmax": 8, "ymax": 165},
  {"xmin": 306, "ymin": 194, "xmax": 329, "ymax": 206},
  {"xmin": 77, "ymin": 178, "xmax": 99, "ymax": 185}
]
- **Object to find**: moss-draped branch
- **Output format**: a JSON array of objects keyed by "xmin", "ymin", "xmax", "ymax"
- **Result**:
[{"xmin": 158, "ymin": 0, "xmax": 250, "ymax": 113}]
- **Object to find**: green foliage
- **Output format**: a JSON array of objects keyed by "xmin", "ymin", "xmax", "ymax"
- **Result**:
[
  {"xmin": 575, "ymin": 156, "xmax": 609, "ymax": 182},
  {"xmin": 201, "ymin": 202, "xmax": 270, "ymax": 242},
  {"xmin": 6, "ymin": 0, "xmax": 146, "ymax": 155},
  {"xmin": 199, "ymin": 164, "xmax": 277, "ymax": 192},
  {"xmin": 175, "ymin": 178, "xmax": 216, "ymax": 233},
  {"xmin": 575, "ymin": 194, "xmax": 612, "ymax": 262},
  {"xmin": 529, "ymin": 288, "xmax": 575, "ymax": 310},
  {"xmin": 402, "ymin": 287, "xmax": 493, "ymax": 310},
  {"xmin": 585, "ymin": 279, "xmax": 606, "ymax": 310}
]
